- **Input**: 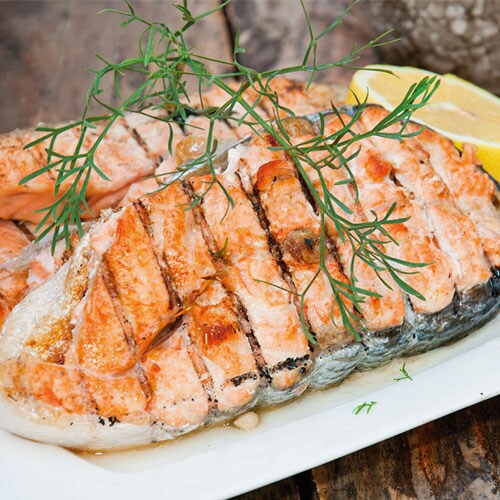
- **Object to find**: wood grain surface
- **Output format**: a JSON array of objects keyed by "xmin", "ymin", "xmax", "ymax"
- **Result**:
[
  {"xmin": 0, "ymin": 1, "xmax": 498, "ymax": 499},
  {"xmin": 233, "ymin": 397, "xmax": 500, "ymax": 500},
  {"xmin": 0, "ymin": 0, "xmax": 375, "ymax": 132}
]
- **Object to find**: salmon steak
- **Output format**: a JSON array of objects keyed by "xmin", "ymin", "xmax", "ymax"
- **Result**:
[
  {"xmin": 0, "ymin": 104, "xmax": 498, "ymax": 451},
  {"xmin": 0, "ymin": 78, "xmax": 346, "ymax": 332}
]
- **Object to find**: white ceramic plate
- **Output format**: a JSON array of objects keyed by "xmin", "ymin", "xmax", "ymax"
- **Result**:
[{"xmin": 0, "ymin": 314, "xmax": 498, "ymax": 500}]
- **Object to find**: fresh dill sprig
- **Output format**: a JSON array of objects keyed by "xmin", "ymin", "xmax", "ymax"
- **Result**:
[
  {"xmin": 394, "ymin": 362, "xmax": 413, "ymax": 382},
  {"xmin": 352, "ymin": 400, "xmax": 377, "ymax": 415},
  {"xmin": 21, "ymin": 0, "xmax": 438, "ymax": 342}
]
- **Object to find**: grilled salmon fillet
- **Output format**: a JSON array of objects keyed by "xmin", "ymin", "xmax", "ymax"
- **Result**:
[
  {"xmin": 0, "ymin": 77, "xmax": 344, "ymax": 331},
  {"xmin": 0, "ymin": 102, "xmax": 498, "ymax": 451},
  {"xmin": 0, "ymin": 120, "xmax": 155, "ymax": 224},
  {"xmin": 0, "ymin": 78, "xmax": 343, "ymax": 225}
]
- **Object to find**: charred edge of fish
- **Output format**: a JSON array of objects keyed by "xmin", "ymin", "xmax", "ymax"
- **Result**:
[
  {"xmin": 181, "ymin": 179, "xmax": 271, "ymax": 386},
  {"xmin": 237, "ymin": 169, "xmax": 318, "ymax": 345},
  {"xmin": 227, "ymin": 290, "xmax": 271, "ymax": 383},
  {"xmin": 270, "ymin": 355, "xmax": 311, "ymax": 374},
  {"xmin": 186, "ymin": 343, "xmax": 218, "ymax": 413},
  {"xmin": 133, "ymin": 200, "xmax": 183, "ymax": 311},
  {"xmin": 227, "ymin": 371, "xmax": 259, "ymax": 388},
  {"xmin": 97, "ymin": 415, "xmax": 120, "ymax": 427}
]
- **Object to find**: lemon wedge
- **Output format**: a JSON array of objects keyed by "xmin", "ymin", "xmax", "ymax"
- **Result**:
[{"xmin": 347, "ymin": 65, "xmax": 500, "ymax": 179}]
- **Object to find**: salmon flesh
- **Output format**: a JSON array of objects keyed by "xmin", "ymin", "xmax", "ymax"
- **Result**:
[{"xmin": 0, "ymin": 103, "xmax": 498, "ymax": 451}]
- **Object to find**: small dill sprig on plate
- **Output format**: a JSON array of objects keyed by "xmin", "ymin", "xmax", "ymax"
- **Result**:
[
  {"xmin": 394, "ymin": 362, "xmax": 413, "ymax": 382},
  {"xmin": 20, "ymin": 0, "xmax": 439, "ymax": 341},
  {"xmin": 352, "ymin": 401, "xmax": 377, "ymax": 415}
]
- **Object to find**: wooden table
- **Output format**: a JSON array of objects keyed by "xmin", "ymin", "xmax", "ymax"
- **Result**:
[
  {"xmin": 234, "ymin": 397, "xmax": 500, "ymax": 499},
  {"xmin": 0, "ymin": 2, "xmax": 498, "ymax": 498}
]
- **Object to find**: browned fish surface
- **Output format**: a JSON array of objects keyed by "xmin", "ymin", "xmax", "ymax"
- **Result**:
[
  {"xmin": 0, "ymin": 77, "xmax": 344, "ymax": 327},
  {"xmin": 407, "ymin": 122, "xmax": 500, "ymax": 269},
  {"xmin": 0, "ymin": 78, "xmax": 344, "ymax": 225},
  {"xmin": 0, "ymin": 120, "xmax": 155, "ymax": 224},
  {"xmin": 284, "ymin": 118, "xmax": 407, "ymax": 334},
  {"xmin": 358, "ymin": 106, "xmax": 492, "ymax": 291},
  {"xmin": 0, "ymin": 101, "xmax": 497, "ymax": 451}
]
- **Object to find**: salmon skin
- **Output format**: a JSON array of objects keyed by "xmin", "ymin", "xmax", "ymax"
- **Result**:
[{"xmin": 0, "ymin": 104, "xmax": 498, "ymax": 451}]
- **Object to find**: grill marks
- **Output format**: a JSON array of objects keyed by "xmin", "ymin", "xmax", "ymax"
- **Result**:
[
  {"xmin": 139, "ymin": 183, "xmax": 261, "ymax": 415},
  {"xmin": 120, "ymin": 110, "xmax": 185, "ymax": 207},
  {"xmin": 0, "ymin": 77, "xmax": 343, "ymax": 225},
  {"xmin": 82, "ymin": 119, "xmax": 155, "ymax": 215},
  {"xmin": 0, "ymin": 119, "xmax": 156, "ymax": 225},
  {"xmin": 284, "ymin": 120, "xmax": 406, "ymax": 332},
  {"xmin": 235, "ymin": 158, "xmax": 307, "ymax": 338},
  {"xmin": 357, "ymin": 107, "xmax": 492, "ymax": 291},
  {"xmin": 74, "ymin": 273, "xmax": 134, "ymax": 374},
  {"xmin": 181, "ymin": 181, "xmax": 272, "ymax": 384},
  {"xmin": 101, "ymin": 205, "xmax": 175, "ymax": 351},
  {"xmin": 60, "ymin": 204, "xmax": 183, "ymax": 426},
  {"xmin": 13, "ymin": 221, "xmax": 35, "ymax": 242},
  {"xmin": 318, "ymin": 115, "xmax": 456, "ymax": 315},
  {"xmin": 189, "ymin": 169, "xmax": 311, "ymax": 398},
  {"xmin": 236, "ymin": 135, "xmax": 356, "ymax": 354},
  {"xmin": 98, "ymin": 200, "xmax": 213, "ymax": 425},
  {"xmin": 1, "ymin": 90, "xmax": 499, "ymax": 447},
  {"xmin": 124, "ymin": 109, "xmax": 185, "ymax": 163}
]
